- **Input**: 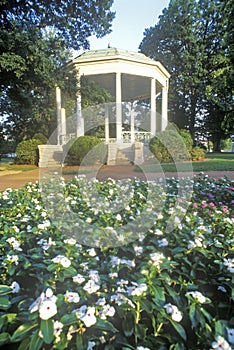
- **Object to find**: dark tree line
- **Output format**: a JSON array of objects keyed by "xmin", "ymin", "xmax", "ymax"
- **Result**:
[{"xmin": 139, "ymin": 0, "xmax": 234, "ymax": 151}]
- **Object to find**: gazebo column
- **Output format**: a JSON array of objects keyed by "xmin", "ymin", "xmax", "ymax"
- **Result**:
[
  {"xmin": 76, "ymin": 94, "xmax": 84, "ymax": 137},
  {"xmin": 60, "ymin": 107, "xmax": 66, "ymax": 144},
  {"xmin": 56, "ymin": 86, "xmax": 62, "ymax": 145},
  {"xmin": 150, "ymin": 78, "xmax": 156, "ymax": 136},
  {"xmin": 116, "ymin": 71, "xmax": 122, "ymax": 142},
  {"xmin": 105, "ymin": 104, "xmax": 109, "ymax": 144},
  {"xmin": 161, "ymin": 85, "xmax": 168, "ymax": 130},
  {"xmin": 130, "ymin": 103, "xmax": 135, "ymax": 143}
]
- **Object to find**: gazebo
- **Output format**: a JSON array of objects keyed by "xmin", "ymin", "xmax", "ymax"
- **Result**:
[{"xmin": 39, "ymin": 48, "xmax": 171, "ymax": 167}]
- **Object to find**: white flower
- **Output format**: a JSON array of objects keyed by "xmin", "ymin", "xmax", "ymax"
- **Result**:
[
  {"xmin": 73, "ymin": 274, "xmax": 85, "ymax": 284},
  {"xmin": 6, "ymin": 254, "xmax": 19, "ymax": 265},
  {"xmin": 116, "ymin": 214, "xmax": 122, "ymax": 221},
  {"xmin": 126, "ymin": 283, "xmax": 147, "ymax": 296},
  {"xmin": 154, "ymin": 229, "xmax": 163, "ymax": 235},
  {"xmin": 87, "ymin": 341, "xmax": 96, "ymax": 350},
  {"xmin": 96, "ymin": 297, "xmax": 106, "ymax": 306},
  {"xmin": 64, "ymin": 238, "xmax": 76, "ymax": 245},
  {"xmin": 52, "ymin": 255, "xmax": 71, "ymax": 268},
  {"xmin": 29, "ymin": 288, "xmax": 57, "ymax": 320},
  {"xmin": 39, "ymin": 300, "xmax": 57, "ymax": 320},
  {"xmin": 99, "ymin": 304, "xmax": 116, "ymax": 319},
  {"xmin": 134, "ymin": 246, "xmax": 143, "ymax": 255},
  {"xmin": 227, "ymin": 328, "xmax": 234, "ymax": 344},
  {"xmin": 164, "ymin": 303, "xmax": 182, "ymax": 322},
  {"xmin": 186, "ymin": 291, "xmax": 206, "ymax": 304},
  {"xmin": 87, "ymin": 248, "xmax": 96, "ymax": 257},
  {"xmin": 65, "ymin": 291, "xmax": 80, "ymax": 303},
  {"xmin": 223, "ymin": 258, "xmax": 234, "ymax": 273},
  {"xmin": 149, "ymin": 252, "xmax": 165, "ymax": 267},
  {"xmin": 53, "ymin": 320, "xmax": 63, "ymax": 337},
  {"xmin": 86, "ymin": 217, "xmax": 92, "ymax": 223},
  {"xmin": 137, "ymin": 347, "xmax": 151, "ymax": 350},
  {"xmin": 11, "ymin": 281, "xmax": 20, "ymax": 293},
  {"xmin": 83, "ymin": 280, "xmax": 100, "ymax": 294},
  {"xmin": 211, "ymin": 335, "xmax": 232, "ymax": 350},
  {"xmin": 157, "ymin": 238, "xmax": 169, "ymax": 247},
  {"xmin": 6, "ymin": 237, "xmax": 22, "ymax": 251},
  {"xmin": 80, "ymin": 307, "xmax": 97, "ymax": 327}
]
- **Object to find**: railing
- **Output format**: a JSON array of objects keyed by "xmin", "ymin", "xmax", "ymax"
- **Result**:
[
  {"xmin": 61, "ymin": 132, "xmax": 151, "ymax": 145},
  {"xmin": 122, "ymin": 131, "xmax": 151, "ymax": 144}
]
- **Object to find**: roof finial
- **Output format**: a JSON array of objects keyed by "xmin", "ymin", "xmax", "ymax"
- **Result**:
[{"xmin": 107, "ymin": 43, "xmax": 111, "ymax": 48}]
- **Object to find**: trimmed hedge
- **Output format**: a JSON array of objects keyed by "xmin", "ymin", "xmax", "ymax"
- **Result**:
[
  {"xmin": 149, "ymin": 130, "xmax": 191, "ymax": 163},
  {"xmin": 15, "ymin": 139, "xmax": 42, "ymax": 165},
  {"xmin": 191, "ymin": 146, "xmax": 205, "ymax": 160},
  {"xmin": 64, "ymin": 136, "xmax": 107, "ymax": 165}
]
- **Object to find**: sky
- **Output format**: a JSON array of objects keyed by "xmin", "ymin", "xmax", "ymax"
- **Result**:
[{"xmin": 87, "ymin": 0, "xmax": 170, "ymax": 53}]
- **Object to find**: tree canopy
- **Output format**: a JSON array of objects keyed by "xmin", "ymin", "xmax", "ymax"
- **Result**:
[
  {"xmin": 0, "ymin": 0, "xmax": 115, "ymax": 144},
  {"xmin": 139, "ymin": 0, "xmax": 233, "ymax": 150}
]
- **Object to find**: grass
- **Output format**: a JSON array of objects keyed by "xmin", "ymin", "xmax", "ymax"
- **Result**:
[
  {"xmin": 136, "ymin": 152, "xmax": 234, "ymax": 173},
  {"xmin": 0, "ymin": 162, "xmax": 36, "ymax": 172}
]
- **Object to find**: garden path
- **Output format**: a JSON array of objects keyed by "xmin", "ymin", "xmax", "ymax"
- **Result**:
[{"xmin": 0, "ymin": 165, "xmax": 233, "ymax": 191}]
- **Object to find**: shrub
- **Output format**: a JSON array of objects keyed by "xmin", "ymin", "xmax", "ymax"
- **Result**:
[
  {"xmin": 15, "ymin": 139, "xmax": 42, "ymax": 165},
  {"xmin": 32, "ymin": 133, "xmax": 48, "ymax": 144},
  {"xmin": 180, "ymin": 129, "xmax": 193, "ymax": 153},
  {"xmin": 64, "ymin": 136, "xmax": 107, "ymax": 165},
  {"xmin": 191, "ymin": 146, "xmax": 205, "ymax": 161},
  {"xmin": 149, "ymin": 130, "xmax": 190, "ymax": 163}
]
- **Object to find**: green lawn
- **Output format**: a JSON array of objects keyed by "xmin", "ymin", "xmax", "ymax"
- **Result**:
[
  {"xmin": 136, "ymin": 152, "xmax": 234, "ymax": 173},
  {"xmin": 0, "ymin": 162, "xmax": 36, "ymax": 172}
]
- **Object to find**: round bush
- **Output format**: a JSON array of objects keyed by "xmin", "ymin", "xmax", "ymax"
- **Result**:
[
  {"xmin": 149, "ymin": 130, "xmax": 190, "ymax": 163},
  {"xmin": 32, "ymin": 133, "xmax": 48, "ymax": 144},
  {"xmin": 191, "ymin": 146, "xmax": 205, "ymax": 161},
  {"xmin": 180, "ymin": 129, "xmax": 193, "ymax": 153},
  {"xmin": 65, "ymin": 136, "xmax": 107, "ymax": 165},
  {"xmin": 15, "ymin": 139, "xmax": 42, "ymax": 165}
]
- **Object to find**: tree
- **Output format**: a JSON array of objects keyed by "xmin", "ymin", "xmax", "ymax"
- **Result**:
[
  {"xmin": 0, "ymin": 0, "xmax": 115, "ymax": 51},
  {"xmin": 0, "ymin": 1, "xmax": 115, "ymax": 144},
  {"xmin": 139, "ymin": 0, "xmax": 233, "ymax": 150}
]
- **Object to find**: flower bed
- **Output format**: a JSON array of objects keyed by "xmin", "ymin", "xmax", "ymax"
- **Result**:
[{"xmin": 0, "ymin": 175, "xmax": 233, "ymax": 350}]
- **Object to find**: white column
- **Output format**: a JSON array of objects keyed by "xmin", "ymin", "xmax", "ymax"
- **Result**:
[
  {"xmin": 61, "ymin": 108, "xmax": 66, "ymax": 136},
  {"xmin": 116, "ymin": 72, "xmax": 122, "ymax": 142},
  {"xmin": 105, "ymin": 104, "xmax": 109, "ymax": 144},
  {"xmin": 56, "ymin": 86, "xmax": 62, "ymax": 144},
  {"xmin": 130, "ymin": 103, "xmax": 135, "ymax": 143},
  {"xmin": 76, "ymin": 94, "xmax": 84, "ymax": 137},
  {"xmin": 150, "ymin": 78, "xmax": 156, "ymax": 136},
  {"xmin": 161, "ymin": 84, "xmax": 168, "ymax": 131}
]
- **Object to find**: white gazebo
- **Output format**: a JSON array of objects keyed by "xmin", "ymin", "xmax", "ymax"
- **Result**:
[{"xmin": 54, "ymin": 47, "xmax": 171, "ymax": 165}]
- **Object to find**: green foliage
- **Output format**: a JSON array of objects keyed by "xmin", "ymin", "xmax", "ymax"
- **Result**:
[
  {"xmin": 32, "ymin": 133, "xmax": 48, "ymax": 145},
  {"xmin": 15, "ymin": 139, "xmax": 42, "ymax": 165},
  {"xmin": 65, "ymin": 136, "xmax": 107, "ymax": 165},
  {"xmin": 0, "ymin": 175, "xmax": 233, "ymax": 349},
  {"xmin": 190, "ymin": 146, "xmax": 205, "ymax": 161},
  {"xmin": 149, "ymin": 130, "xmax": 190, "ymax": 163},
  {"xmin": 180, "ymin": 130, "xmax": 194, "ymax": 153},
  {"xmin": 140, "ymin": 0, "xmax": 233, "ymax": 146}
]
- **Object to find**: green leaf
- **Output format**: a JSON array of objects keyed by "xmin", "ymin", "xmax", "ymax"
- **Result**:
[
  {"xmin": 94, "ymin": 319, "xmax": 118, "ymax": 333},
  {"xmin": 18, "ymin": 337, "xmax": 30, "ymax": 350},
  {"xmin": 0, "ymin": 285, "xmax": 12, "ymax": 295},
  {"xmin": 189, "ymin": 303, "xmax": 198, "ymax": 328},
  {"xmin": 11, "ymin": 323, "xmax": 37, "ymax": 343},
  {"xmin": 29, "ymin": 330, "xmax": 43, "ymax": 350},
  {"xmin": 170, "ymin": 320, "xmax": 187, "ymax": 341},
  {"xmin": 60, "ymin": 313, "xmax": 77, "ymax": 325},
  {"xmin": 40, "ymin": 319, "xmax": 54, "ymax": 344},
  {"xmin": 122, "ymin": 318, "xmax": 134, "ymax": 337},
  {"xmin": 0, "ymin": 296, "xmax": 11, "ymax": 310},
  {"xmin": 0, "ymin": 332, "xmax": 10, "ymax": 346}
]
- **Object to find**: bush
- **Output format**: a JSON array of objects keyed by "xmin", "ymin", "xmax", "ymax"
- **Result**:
[
  {"xmin": 32, "ymin": 133, "xmax": 48, "ymax": 144},
  {"xmin": 191, "ymin": 146, "xmax": 205, "ymax": 161},
  {"xmin": 149, "ymin": 130, "xmax": 190, "ymax": 163},
  {"xmin": 15, "ymin": 139, "xmax": 42, "ymax": 165},
  {"xmin": 180, "ymin": 129, "xmax": 193, "ymax": 153},
  {"xmin": 65, "ymin": 136, "xmax": 107, "ymax": 165}
]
